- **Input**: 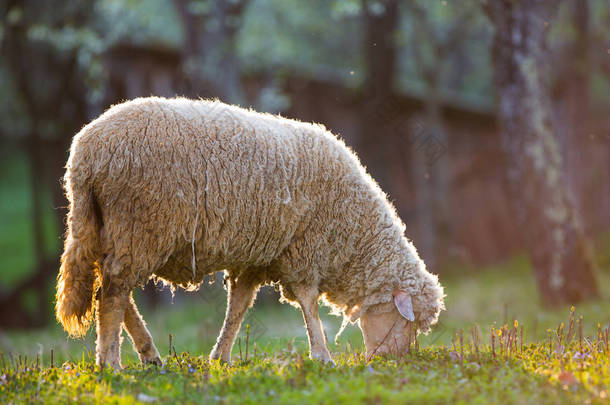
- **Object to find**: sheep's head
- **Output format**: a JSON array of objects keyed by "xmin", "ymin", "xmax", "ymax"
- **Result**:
[
  {"xmin": 359, "ymin": 291, "xmax": 416, "ymax": 357},
  {"xmin": 359, "ymin": 274, "xmax": 444, "ymax": 357}
]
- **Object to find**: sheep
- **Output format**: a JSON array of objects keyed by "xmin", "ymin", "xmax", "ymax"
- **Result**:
[{"xmin": 55, "ymin": 96, "xmax": 444, "ymax": 369}]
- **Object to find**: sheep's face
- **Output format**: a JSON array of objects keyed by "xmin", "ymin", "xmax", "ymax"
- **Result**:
[{"xmin": 359, "ymin": 291, "xmax": 416, "ymax": 357}]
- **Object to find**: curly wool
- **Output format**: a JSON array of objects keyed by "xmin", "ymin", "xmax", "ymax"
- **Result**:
[{"xmin": 56, "ymin": 96, "xmax": 444, "ymax": 336}]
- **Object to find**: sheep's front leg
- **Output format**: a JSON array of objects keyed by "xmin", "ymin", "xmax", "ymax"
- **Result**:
[
  {"xmin": 209, "ymin": 276, "xmax": 258, "ymax": 363},
  {"xmin": 96, "ymin": 276, "xmax": 130, "ymax": 370},
  {"xmin": 292, "ymin": 285, "xmax": 333, "ymax": 363},
  {"xmin": 123, "ymin": 293, "xmax": 161, "ymax": 366}
]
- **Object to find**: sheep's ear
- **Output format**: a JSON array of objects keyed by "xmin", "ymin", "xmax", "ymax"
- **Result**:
[{"xmin": 394, "ymin": 291, "xmax": 415, "ymax": 321}]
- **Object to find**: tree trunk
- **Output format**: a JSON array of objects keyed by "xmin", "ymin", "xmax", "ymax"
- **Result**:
[
  {"xmin": 487, "ymin": 0, "xmax": 599, "ymax": 306},
  {"xmin": 402, "ymin": 1, "xmax": 475, "ymax": 270},
  {"xmin": 555, "ymin": 0, "xmax": 590, "ymax": 224},
  {"xmin": 0, "ymin": 0, "xmax": 94, "ymax": 327},
  {"xmin": 174, "ymin": 0, "xmax": 248, "ymax": 105},
  {"xmin": 360, "ymin": 0, "xmax": 399, "ymax": 192},
  {"xmin": 410, "ymin": 72, "xmax": 450, "ymax": 271}
]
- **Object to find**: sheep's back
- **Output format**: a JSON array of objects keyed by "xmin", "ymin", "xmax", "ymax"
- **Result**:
[{"xmin": 72, "ymin": 97, "xmax": 319, "ymax": 283}]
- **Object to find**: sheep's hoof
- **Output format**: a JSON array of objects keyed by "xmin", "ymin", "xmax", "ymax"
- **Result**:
[
  {"xmin": 97, "ymin": 358, "xmax": 123, "ymax": 371},
  {"xmin": 209, "ymin": 351, "xmax": 220, "ymax": 362},
  {"xmin": 139, "ymin": 346, "xmax": 162, "ymax": 366},
  {"xmin": 311, "ymin": 351, "xmax": 335, "ymax": 365},
  {"xmin": 144, "ymin": 356, "xmax": 162, "ymax": 367},
  {"xmin": 209, "ymin": 348, "xmax": 232, "ymax": 364},
  {"xmin": 209, "ymin": 355, "xmax": 231, "ymax": 364},
  {"xmin": 325, "ymin": 358, "xmax": 337, "ymax": 367}
]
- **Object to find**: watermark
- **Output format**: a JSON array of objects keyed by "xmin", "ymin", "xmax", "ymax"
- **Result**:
[
  {"xmin": 367, "ymin": 96, "xmax": 449, "ymax": 167},
  {"xmin": 395, "ymin": 116, "xmax": 448, "ymax": 166},
  {"xmin": 427, "ymin": 320, "xmax": 449, "ymax": 345},
  {"xmin": 239, "ymin": 311, "xmax": 268, "ymax": 341}
]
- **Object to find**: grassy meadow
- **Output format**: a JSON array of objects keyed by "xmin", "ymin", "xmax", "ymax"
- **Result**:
[{"xmin": 1, "ymin": 251, "xmax": 610, "ymax": 404}]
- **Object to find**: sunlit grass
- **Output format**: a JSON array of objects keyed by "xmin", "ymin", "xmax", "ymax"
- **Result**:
[
  {"xmin": 2, "ymin": 307, "xmax": 610, "ymax": 404},
  {"xmin": 2, "ymin": 256, "xmax": 610, "ymax": 403}
]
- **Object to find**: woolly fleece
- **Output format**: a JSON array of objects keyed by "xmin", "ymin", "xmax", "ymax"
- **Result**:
[{"xmin": 55, "ymin": 97, "xmax": 444, "ymax": 337}]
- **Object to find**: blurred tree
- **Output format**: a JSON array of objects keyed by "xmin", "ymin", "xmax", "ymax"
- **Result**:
[
  {"xmin": 486, "ymin": 0, "xmax": 599, "ymax": 306},
  {"xmin": 551, "ymin": 0, "xmax": 610, "ymax": 231},
  {"xmin": 237, "ymin": 0, "xmax": 363, "ymax": 111},
  {"xmin": 359, "ymin": 0, "xmax": 399, "ymax": 191},
  {"xmin": 174, "ymin": 0, "xmax": 249, "ymax": 104},
  {"xmin": 238, "ymin": 0, "xmax": 363, "ymax": 80},
  {"xmin": 0, "ymin": 0, "xmax": 101, "ymax": 326},
  {"xmin": 553, "ymin": 0, "xmax": 590, "ymax": 218},
  {"xmin": 400, "ymin": 1, "xmax": 479, "ymax": 270}
]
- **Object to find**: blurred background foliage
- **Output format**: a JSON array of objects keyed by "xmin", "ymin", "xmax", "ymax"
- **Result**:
[{"xmin": 0, "ymin": 0, "xmax": 609, "ymax": 346}]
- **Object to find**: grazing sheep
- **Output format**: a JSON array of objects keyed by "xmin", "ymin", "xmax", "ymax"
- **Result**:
[{"xmin": 55, "ymin": 97, "xmax": 444, "ymax": 369}]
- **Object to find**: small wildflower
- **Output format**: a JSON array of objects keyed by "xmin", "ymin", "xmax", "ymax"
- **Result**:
[
  {"xmin": 137, "ymin": 393, "xmax": 158, "ymax": 403},
  {"xmin": 573, "ymin": 352, "xmax": 585, "ymax": 360},
  {"xmin": 558, "ymin": 371, "xmax": 578, "ymax": 387}
]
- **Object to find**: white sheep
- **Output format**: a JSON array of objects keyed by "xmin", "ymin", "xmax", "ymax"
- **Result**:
[{"xmin": 55, "ymin": 97, "xmax": 444, "ymax": 368}]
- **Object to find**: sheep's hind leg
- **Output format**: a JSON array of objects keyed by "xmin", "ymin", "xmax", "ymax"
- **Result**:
[
  {"xmin": 291, "ymin": 284, "xmax": 334, "ymax": 364},
  {"xmin": 96, "ymin": 267, "xmax": 131, "ymax": 370},
  {"xmin": 210, "ymin": 275, "xmax": 259, "ymax": 363},
  {"xmin": 123, "ymin": 293, "xmax": 162, "ymax": 366}
]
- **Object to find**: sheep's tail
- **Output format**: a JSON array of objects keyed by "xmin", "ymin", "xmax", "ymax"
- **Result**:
[{"xmin": 55, "ymin": 171, "xmax": 102, "ymax": 338}]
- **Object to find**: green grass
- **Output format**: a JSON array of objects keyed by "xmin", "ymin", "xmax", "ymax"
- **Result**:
[
  {"xmin": 0, "ymin": 146, "xmax": 60, "ymax": 287},
  {"xmin": 3, "ymin": 340, "xmax": 609, "ymax": 404},
  {"xmin": 2, "ymin": 313, "xmax": 610, "ymax": 404},
  {"xmin": 2, "ymin": 260, "xmax": 610, "ymax": 404}
]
